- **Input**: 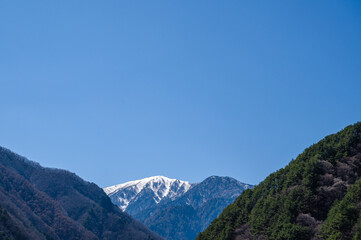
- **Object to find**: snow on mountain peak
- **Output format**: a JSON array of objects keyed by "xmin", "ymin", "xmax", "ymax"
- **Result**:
[{"xmin": 103, "ymin": 176, "xmax": 192, "ymax": 211}]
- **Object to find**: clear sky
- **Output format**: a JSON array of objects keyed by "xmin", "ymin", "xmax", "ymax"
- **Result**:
[{"xmin": 1, "ymin": 1, "xmax": 361, "ymax": 187}]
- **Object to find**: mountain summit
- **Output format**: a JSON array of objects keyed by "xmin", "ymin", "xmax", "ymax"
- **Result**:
[
  {"xmin": 104, "ymin": 175, "xmax": 252, "ymax": 240},
  {"xmin": 104, "ymin": 176, "xmax": 191, "ymax": 211}
]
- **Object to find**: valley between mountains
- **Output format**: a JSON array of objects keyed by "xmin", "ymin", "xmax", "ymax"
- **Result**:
[
  {"xmin": 0, "ymin": 146, "xmax": 252, "ymax": 240},
  {"xmin": 0, "ymin": 122, "xmax": 361, "ymax": 240},
  {"xmin": 103, "ymin": 175, "xmax": 252, "ymax": 240}
]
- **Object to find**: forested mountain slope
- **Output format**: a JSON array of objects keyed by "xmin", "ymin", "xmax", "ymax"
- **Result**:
[
  {"xmin": 197, "ymin": 122, "xmax": 361, "ymax": 240},
  {"xmin": 0, "ymin": 147, "xmax": 162, "ymax": 240}
]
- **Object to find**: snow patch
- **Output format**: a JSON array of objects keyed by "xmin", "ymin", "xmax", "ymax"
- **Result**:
[{"xmin": 103, "ymin": 176, "xmax": 192, "ymax": 211}]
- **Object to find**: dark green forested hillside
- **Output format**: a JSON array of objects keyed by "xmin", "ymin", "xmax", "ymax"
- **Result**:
[{"xmin": 197, "ymin": 122, "xmax": 361, "ymax": 240}]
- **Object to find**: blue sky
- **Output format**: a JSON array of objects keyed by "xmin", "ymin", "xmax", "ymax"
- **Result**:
[{"xmin": 1, "ymin": 1, "xmax": 361, "ymax": 187}]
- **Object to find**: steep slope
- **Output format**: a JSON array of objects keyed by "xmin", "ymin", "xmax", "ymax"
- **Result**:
[
  {"xmin": 141, "ymin": 176, "xmax": 252, "ymax": 240},
  {"xmin": 197, "ymin": 122, "xmax": 361, "ymax": 240},
  {"xmin": 0, "ymin": 147, "xmax": 163, "ymax": 240},
  {"xmin": 179, "ymin": 176, "xmax": 250, "ymax": 230},
  {"xmin": 105, "ymin": 176, "xmax": 252, "ymax": 240}
]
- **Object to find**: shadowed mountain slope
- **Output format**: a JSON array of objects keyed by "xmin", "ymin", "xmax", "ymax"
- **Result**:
[{"xmin": 0, "ymin": 147, "xmax": 163, "ymax": 240}]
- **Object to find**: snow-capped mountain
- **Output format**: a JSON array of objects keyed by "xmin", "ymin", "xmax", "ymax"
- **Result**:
[
  {"xmin": 104, "ymin": 175, "xmax": 252, "ymax": 240},
  {"xmin": 103, "ymin": 175, "xmax": 192, "ymax": 211}
]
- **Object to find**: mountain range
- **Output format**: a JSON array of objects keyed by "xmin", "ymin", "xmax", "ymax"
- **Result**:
[
  {"xmin": 2, "ymin": 121, "xmax": 361, "ymax": 240},
  {"xmin": 198, "ymin": 122, "xmax": 361, "ymax": 240},
  {"xmin": 0, "ymin": 147, "xmax": 162, "ymax": 240},
  {"xmin": 104, "ymin": 175, "xmax": 252, "ymax": 240}
]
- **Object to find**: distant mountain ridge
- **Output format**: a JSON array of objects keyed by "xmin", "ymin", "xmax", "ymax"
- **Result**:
[{"xmin": 104, "ymin": 175, "xmax": 252, "ymax": 240}]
